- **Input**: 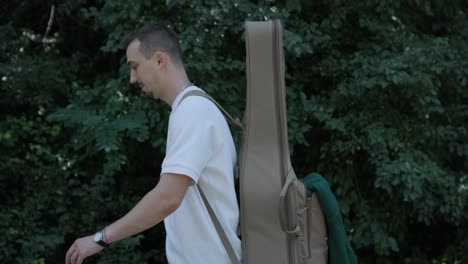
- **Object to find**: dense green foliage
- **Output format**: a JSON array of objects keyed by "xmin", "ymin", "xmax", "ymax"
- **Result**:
[{"xmin": 1, "ymin": 0, "xmax": 467, "ymax": 263}]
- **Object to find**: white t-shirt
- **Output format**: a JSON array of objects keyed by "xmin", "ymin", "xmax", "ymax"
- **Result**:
[{"xmin": 161, "ymin": 86, "xmax": 242, "ymax": 264}]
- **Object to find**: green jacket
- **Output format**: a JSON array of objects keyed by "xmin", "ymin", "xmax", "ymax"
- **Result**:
[{"xmin": 302, "ymin": 173, "xmax": 358, "ymax": 264}]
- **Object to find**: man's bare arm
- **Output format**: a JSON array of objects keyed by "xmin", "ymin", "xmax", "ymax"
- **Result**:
[
  {"xmin": 65, "ymin": 173, "xmax": 193, "ymax": 264},
  {"xmin": 104, "ymin": 173, "xmax": 193, "ymax": 243}
]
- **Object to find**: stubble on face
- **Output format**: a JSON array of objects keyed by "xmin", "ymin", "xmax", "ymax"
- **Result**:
[{"xmin": 126, "ymin": 40, "xmax": 159, "ymax": 99}]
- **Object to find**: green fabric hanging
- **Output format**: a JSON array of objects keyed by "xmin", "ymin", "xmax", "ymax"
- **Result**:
[{"xmin": 302, "ymin": 172, "xmax": 358, "ymax": 264}]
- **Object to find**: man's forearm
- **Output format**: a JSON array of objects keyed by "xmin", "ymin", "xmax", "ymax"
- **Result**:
[{"xmin": 103, "ymin": 185, "xmax": 179, "ymax": 244}]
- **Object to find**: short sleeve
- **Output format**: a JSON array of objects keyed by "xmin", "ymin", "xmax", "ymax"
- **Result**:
[{"xmin": 161, "ymin": 97, "xmax": 217, "ymax": 184}]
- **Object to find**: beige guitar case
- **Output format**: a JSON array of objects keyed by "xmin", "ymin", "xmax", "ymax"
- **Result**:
[{"xmin": 239, "ymin": 20, "xmax": 328, "ymax": 264}]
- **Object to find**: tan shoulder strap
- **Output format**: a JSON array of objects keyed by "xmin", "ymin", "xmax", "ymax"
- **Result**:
[
  {"xmin": 197, "ymin": 185, "xmax": 241, "ymax": 264},
  {"xmin": 180, "ymin": 90, "xmax": 241, "ymax": 263},
  {"xmin": 180, "ymin": 90, "xmax": 244, "ymax": 131}
]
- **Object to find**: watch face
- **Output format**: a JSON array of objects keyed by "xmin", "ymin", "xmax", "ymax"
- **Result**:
[{"xmin": 93, "ymin": 232, "xmax": 102, "ymax": 242}]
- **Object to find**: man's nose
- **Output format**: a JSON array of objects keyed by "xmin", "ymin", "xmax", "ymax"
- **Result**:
[{"xmin": 130, "ymin": 71, "xmax": 137, "ymax": 84}]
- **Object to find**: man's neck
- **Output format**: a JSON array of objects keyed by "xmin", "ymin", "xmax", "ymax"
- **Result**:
[{"xmin": 161, "ymin": 71, "xmax": 191, "ymax": 107}]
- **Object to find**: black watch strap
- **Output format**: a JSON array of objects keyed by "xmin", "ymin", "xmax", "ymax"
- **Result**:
[
  {"xmin": 97, "ymin": 239, "xmax": 111, "ymax": 248},
  {"xmin": 93, "ymin": 231, "xmax": 111, "ymax": 248}
]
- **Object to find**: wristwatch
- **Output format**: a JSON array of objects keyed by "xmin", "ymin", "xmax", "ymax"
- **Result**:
[{"xmin": 93, "ymin": 231, "xmax": 111, "ymax": 248}]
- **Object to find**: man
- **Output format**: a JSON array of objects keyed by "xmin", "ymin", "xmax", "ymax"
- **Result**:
[{"xmin": 65, "ymin": 23, "xmax": 242, "ymax": 264}]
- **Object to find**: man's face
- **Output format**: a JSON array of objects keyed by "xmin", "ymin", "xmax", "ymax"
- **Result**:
[{"xmin": 126, "ymin": 40, "xmax": 162, "ymax": 98}]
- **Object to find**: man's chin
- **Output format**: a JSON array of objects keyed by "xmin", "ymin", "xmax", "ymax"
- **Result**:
[{"xmin": 142, "ymin": 89, "xmax": 160, "ymax": 100}]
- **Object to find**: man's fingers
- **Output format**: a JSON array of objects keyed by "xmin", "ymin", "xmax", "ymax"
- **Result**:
[
  {"xmin": 77, "ymin": 255, "xmax": 85, "ymax": 264},
  {"xmin": 65, "ymin": 244, "xmax": 75, "ymax": 264},
  {"xmin": 66, "ymin": 236, "xmax": 101, "ymax": 264},
  {"xmin": 70, "ymin": 250, "xmax": 79, "ymax": 264}
]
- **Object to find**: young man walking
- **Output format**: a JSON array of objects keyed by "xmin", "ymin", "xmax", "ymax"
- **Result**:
[{"xmin": 65, "ymin": 23, "xmax": 241, "ymax": 264}]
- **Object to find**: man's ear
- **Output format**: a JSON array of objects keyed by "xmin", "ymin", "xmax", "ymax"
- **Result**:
[{"xmin": 153, "ymin": 51, "xmax": 167, "ymax": 67}]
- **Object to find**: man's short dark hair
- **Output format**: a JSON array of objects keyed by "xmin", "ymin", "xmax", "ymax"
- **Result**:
[{"xmin": 123, "ymin": 23, "xmax": 183, "ymax": 66}]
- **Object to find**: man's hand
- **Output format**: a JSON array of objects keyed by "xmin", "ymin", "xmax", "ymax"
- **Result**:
[
  {"xmin": 65, "ymin": 235, "xmax": 104, "ymax": 264},
  {"xmin": 64, "ymin": 173, "xmax": 191, "ymax": 264}
]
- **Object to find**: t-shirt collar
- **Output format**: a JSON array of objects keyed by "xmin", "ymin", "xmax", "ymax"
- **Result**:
[{"xmin": 171, "ymin": 85, "xmax": 198, "ymax": 111}]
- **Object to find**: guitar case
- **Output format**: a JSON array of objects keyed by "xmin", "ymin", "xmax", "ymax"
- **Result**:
[{"xmin": 239, "ymin": 20, "xmax": 328, "ymax": 264}]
